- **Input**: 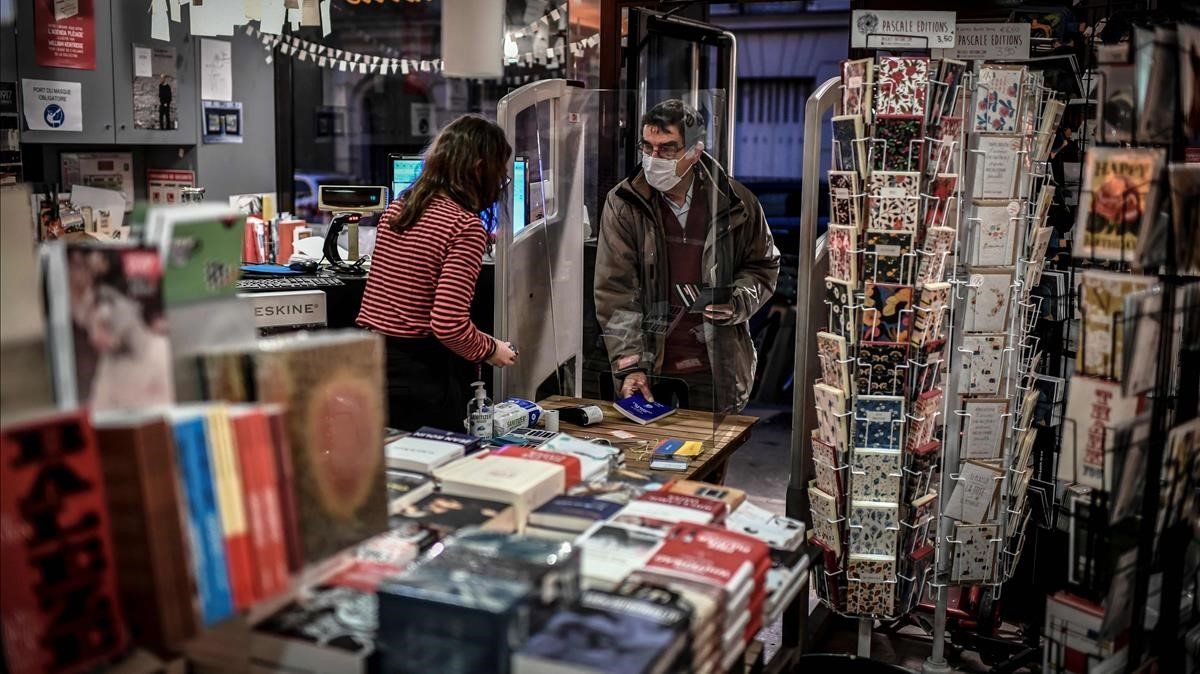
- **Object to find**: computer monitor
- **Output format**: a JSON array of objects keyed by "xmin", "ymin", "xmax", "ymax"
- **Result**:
[{"xmin": 389, "ymin": 154, "xmax": 528, "ymax": 236}]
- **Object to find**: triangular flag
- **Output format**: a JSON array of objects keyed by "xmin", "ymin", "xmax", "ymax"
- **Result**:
[{"xmin": 400, "ymin": 59, "xmax": 409, "ymax": 74}]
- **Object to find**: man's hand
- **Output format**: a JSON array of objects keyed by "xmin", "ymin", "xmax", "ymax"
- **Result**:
[
  {"xmin": 487, "ymin": 339, "xmax": 518, "ymax": 367},
  {"xmin": 703, "ymin": 303, "xmax": 736, "ymax": 323},
  {"xmin": 620, "ymin": 372, "xmax": 654, "ymax": 401}
]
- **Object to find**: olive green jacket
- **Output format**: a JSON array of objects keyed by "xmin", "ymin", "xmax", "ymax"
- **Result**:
[{"xmin": 594, "ymin": 155, "xmax": 780, "ymax": 413}]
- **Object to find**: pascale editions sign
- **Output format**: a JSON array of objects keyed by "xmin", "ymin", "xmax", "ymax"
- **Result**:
[
  {"xmin": 35, "ymin": 0, "xmax": 96, "ymax": 70},
  {"xmin": 851, "ymin": 10, "xmax": 956, "ymax": 50}
]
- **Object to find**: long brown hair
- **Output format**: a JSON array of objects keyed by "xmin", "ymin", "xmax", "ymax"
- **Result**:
[{"xmin": 390, "ymin": 114, "xmax": 512, "ymax": 232}]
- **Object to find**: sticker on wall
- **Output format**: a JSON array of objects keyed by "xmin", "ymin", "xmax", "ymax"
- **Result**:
[{"xmin": 21, "ymin": 78, "xmax": 83, "ymax": 132}]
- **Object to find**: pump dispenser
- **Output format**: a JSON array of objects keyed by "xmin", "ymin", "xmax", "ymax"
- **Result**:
[{"xmin": 467, "ymin": 381, "xmax": 493, "ymax": 439}]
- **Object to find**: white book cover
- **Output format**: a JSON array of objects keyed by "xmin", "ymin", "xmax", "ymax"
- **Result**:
[
  {"xmin": 576, "ymin": 520, "xmax": 666, "ymax": 590},
  {"xmin": 616, "ymin": 500, "xmax": 718, "ymax": 526},
  {"xmin": 384, "ymin": 436, "xmax": 463, "ymax": 472},
  {"xmin": 435, "ymin": 454, "xmax": 565, "ymax": 517}
]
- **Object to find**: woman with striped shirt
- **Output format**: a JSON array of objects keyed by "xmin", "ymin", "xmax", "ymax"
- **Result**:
[{"xmin": 358, "ymin": 115, "xmax": 518, "ymax": 431}]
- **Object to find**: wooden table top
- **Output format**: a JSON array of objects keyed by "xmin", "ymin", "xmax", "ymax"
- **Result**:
[{"xmin": 537, "ymin": 396, "xmax": 759, "ymax": 483}]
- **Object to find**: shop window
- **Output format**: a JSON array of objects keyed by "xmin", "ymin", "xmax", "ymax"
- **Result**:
[{"xmin": 735, "ymin": 77, "xmax": 811, "ymax": 179}]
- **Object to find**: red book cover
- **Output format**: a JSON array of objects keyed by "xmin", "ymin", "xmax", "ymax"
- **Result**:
[
  {"xmin": 250, "ymin": 409, "xmax": 290, "ymax": 597},
  {"xmin": 638, "ymin": 491, "xmax": 728, "ymax": 522},
  {"xmin": 493, "ymin": 445, "xmax": 581, "ymax": 487},
  {"xmin": 232, "ymin": 410, "xmax": 269, "ymax": 599},
  {"xmin": 264, "ymin": 405, "xmax": 303, "ymax": 572},
  {"xmin": 0, "ymin": 410, "xmax": 129, "ymax": 674},
  {"xmin": 644, "ymin": 523, "xmax": 768, "ymax": 596}
]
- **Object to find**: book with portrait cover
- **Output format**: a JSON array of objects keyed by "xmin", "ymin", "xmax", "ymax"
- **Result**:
[{"xmin": 1073, "ymin": 147, "xmax": 1165, "ymax": 262}]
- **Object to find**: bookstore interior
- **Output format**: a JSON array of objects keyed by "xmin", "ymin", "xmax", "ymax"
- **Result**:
[{"xmin": 1, "ymin": 1, "xmax": 1199, "ymax": 673}]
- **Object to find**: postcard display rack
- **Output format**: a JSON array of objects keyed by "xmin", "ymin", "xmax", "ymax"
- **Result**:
[
  {"xmin": 1042, "ymin": 21, "xmax": 1200, "ymax": 673},
  {"xmin": 808, "ymin": 54, "xmax": 1070, "ymax": 652}
]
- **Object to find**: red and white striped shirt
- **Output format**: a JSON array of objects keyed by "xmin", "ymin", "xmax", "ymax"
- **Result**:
[{"xmin": 358, "ymin": 195, "xmax": 494, "ymax": 362}]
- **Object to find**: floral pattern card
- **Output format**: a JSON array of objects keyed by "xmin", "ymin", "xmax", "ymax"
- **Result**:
[
  {"xmin": 951, "ymin": 523, "xmax": 999, "ymax": 583},
  {"xmin": 814, "ymin": 382, "xmax": 849, "ymax": 453},
  {"xmin": 968, "ymin": 134, "xmax": 1022, "ymax": 200},
  {"xmin": 827, "ymin": 224, "xmax": 859, "ymax": 286},
  {"xmin": 809, "ymin": 484, "xmax": 842, "ymax": 553},
  {"xmin": 1073, "ymin": 147, "xmax": 1165, "ymax": 263},
  {"xmin": 960, "ymin": 398, "xmax": 1009, "ymax": 462},
  {"xmin": 817, "ymin": 330, "xmax": 852, "ymax": 395},
  {"xmin": 875, "ymin": 56, "xmax": 929, "ymax": 119},
  {"xmin": 871, "ymin": 117, "xmax": 924, "ymax": 173},
  {"xmin": 863, "ymin": 230, "xmax": 914, "ymax": 284},
  {"xmin": 927, "ymin": 116, "xmax": 964, "ymax": 176},
  {"xmin": 812, "ymin": 437, "xmax": 844, "ymax": 498},
  {"xmin": 829, "ymin": 170, "xmax": 862, "ymax": 227},
  {"xmin": 922, "ymin": 173, "xmax": 959, "ymax": 230},
  {"xmin": 915, "ymin": 226, "xmax": 956, "ymax": 289},
  {"xmin": 909, "ymin": 282, "xmax": 950, "ymax": 348},
  {"xmin": 847, "ymin": 554, "xmax": 897, "ymax": 616},
  {"xmin": 841, "ymin": 58, "xmax": 874, "ymax": 122},
  {"xmin": 833, "ymin": 114, "xmax": 868, "ymax": 177},
  {"xmin": 868, "ymin": 171, "xmax": 921, "ymax": 232},
  {"xmin": 964, "ymin": 269, "xmax": 1014, "ymax": 333},
  {"xmin": 853, "ymin": 395, "xmax": 905, "ymax": 450},
  {"xmin": 855, "ymin": 342, "xmax": 908, "ymax": 397},
  {"xmin": 973, "ymin": 64, "xmax": 1024, "ymax": 133},
  {"xmin": 825, "ymin": 277, "xmax": 858, "ymax": 345},
  {"xmin": 929, "ymin": 58, "xmax": 968, "ymax": 124},
  {"xmin": 851, "ymin": 448, "xmax": 903, "ymax": 502},
  {"xmin": 1077, "ymin": 270, "xmax": 1157, "ymax": 380},
  {"xmin": 906, "ymin": 388, "xmax": 943, "ymax": 452},
  {"xmin": 967, "ymin": 200, "xmax": 1020, "ymax": 266},
  {"xmin": 909, "ymin": 339, "xmax": 947, "ymax": 397},
  {"xmin": 957, "ymin": 333, "xmax": 1006, "ymax": 396},
  {"xmin": 861, "ymin": 282, "xmax": 914, "ymax": 343},
  {"xmin": 849, "ymin": 500, "xmax": 900, "ymax": 557}
]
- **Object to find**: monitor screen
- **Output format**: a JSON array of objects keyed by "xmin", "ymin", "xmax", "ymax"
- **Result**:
[{"xmin": 390, "ymin": 155, "xmax": 528, "ymax": 236}]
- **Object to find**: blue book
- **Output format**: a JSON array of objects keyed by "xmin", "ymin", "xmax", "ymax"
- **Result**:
[
  {"xmin": 613, "ymin": 394, "xmax": 676, "ymax": 425},
  {"xmin": 412, "ymin": 426, "xmax": 482, "ymax": 454},
  {"xmin": 171, "ymin": 413, "xmax": 234, "ymax": 626},
  {"xmin": 529, "ymin": 495, "xmax": 623, "ymax": 530}
]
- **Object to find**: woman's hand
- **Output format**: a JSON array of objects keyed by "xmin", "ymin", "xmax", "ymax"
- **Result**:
[{"xmin": 487, "ymin": 339, "xmax": 518, "ymax": 367}]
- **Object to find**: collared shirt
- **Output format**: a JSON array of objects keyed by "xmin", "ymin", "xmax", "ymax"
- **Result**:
[{"xmin": 662, "ymin": 180, "xmax": 694, "ymax": 231}]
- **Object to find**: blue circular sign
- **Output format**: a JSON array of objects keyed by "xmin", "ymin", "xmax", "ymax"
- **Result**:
[{"xmin": 44, "ymin": 104, "xmax": 65, "ymax": 128}]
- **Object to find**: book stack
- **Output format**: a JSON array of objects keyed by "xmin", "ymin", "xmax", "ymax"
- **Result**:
[
  {"xmin": 623, "ymin": 571, "xmax": 724, "ymax": 673},
  {"xmin": 639, "ymin": 523, "xmax": 770, "ymax": 671},
  {"xmin": 526, "ymin": 495, "xmax": 624, "ymax": 542},
  {"xmin": 724, "ymin": 500, "xmax": 808, "ymax": 625},
  {"xmin": 512, "ymin": 588, "xmax": 690, "ymax": 674},
  {"xmin": 575, "ymin": 520, "xmax": 668, "ymax": 591},
  {"xmin": 435, "ymin": 452, "xmax": 566, "ymax": 525},
  {"xmin": 391, "ymin": 492, "xmax": 512, "ymax": 537},
  {"xmin": 386, "ymin": 468, "xmax": 436, "ymax": 513},
  {"xmin": 615, "ymin": 489, "xmax": 730, "ymax": 527}
]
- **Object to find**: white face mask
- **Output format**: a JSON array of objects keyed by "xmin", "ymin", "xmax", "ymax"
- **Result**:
[{"xmin": 642, "ymin": 153, "xmax": 683, "ymax": 192}]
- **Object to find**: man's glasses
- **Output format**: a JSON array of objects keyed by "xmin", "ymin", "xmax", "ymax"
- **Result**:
[{"xmin": 639, "ymin": 140, "xmax": 685, "ymax": 159}]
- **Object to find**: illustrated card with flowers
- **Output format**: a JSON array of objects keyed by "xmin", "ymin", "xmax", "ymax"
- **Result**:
[
  {"xmin": 812, "ymin": 436, "xmax": 844, "ymax": 499},
  {"xmin": 851, "ymin": 447, "xmax": 903, "ymax": 502},
  {"xmin": 817, "ymin": 330, "xmax": 853, "ymax": 395},
  {"xmin": 868, "ymin": 170, "xmax": 921, "ymax": 232},
  {"xmin": 967, "ymin": 200, "xmax": 1020, "ymax": 266},
  {"xmin": 847, "ymin": 554, "xmax": 897, "ymax": 617},
  {"xmin": 828, "ymin": 224, "xmax": 859, "ymax": 286},
  {"xmin": 860, "ymin": 282, "xmax": 914, "ymax": 343},
  {"xmin": 909, "ymin": 281, "xmax": 951, "ymax": 348},
  {"xmin": 915, "ymin": 226, "xmax": 956, "ymax": 290},
  {"xmin": 871, "ymin": 117, "xmax": 924, "ymax": 173},
  {"xmin": 833, "ymin": 114, "xmax": 869, "ymax": 177},
  {"xmin": 809, "ymin": 484, "xmax": 843, "ymax": 553},
  {"xmin": 929, "ymin": 58, "xmax": 968, "ymax": 125},
  {"xmin": 922, "ymin": 173, "xmax": 959, "ymax": 231},
  {"xmin": 927, "ymin": 115, "xmax": 964, "ymax": 177},
  {"xmin": 853, "ymin": 395, "xmax": 905, "ymax": 451},
  {"xmin": 855, "ymin": 342, "xmax": 909, "ymax": 397},
  {"xmin": 814, "ymin": 382, "xmax": 850, "ymax": 453},
  {"xmin": 825, "ymin": 277, "xmax": 858, "ymax": 345},
  {"xmin": 973, "ymin": 63, "xmax": 1024, "ymax": 134},
  {"xmin": 848, "ymin": 500, "xmax": 900, "ymax": 557},
  {"xmin": 829, "ymin": 170, "xmax": 862, "ymax": 228},
  {"xmin": 864, "ymin": 230, "xmax": 914, "ymax": 285},
  {"xmin": 841, "ymin": 58, "xmax": 874, "ymax": 123},
  {"xmin": 875, "ymin": 56, "xmax": 929, "ymax": 119},
  {"xmin": 963, "ymin": 269, "xmax": 1014, "ymax": 333}
]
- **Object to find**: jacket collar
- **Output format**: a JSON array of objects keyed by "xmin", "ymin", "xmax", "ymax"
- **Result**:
[{"xmin": 616, "ymin": 153, "xmax": 744, "ymax": 231}]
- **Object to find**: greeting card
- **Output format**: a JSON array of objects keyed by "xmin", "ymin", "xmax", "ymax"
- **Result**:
[
  {"xmin": 909, "ymin": 281, "xmax": 950, "ymax": 348},
  {"xmin": 833, "ymin": 114, "xmax": 868, "ymax": 177},
  {"xmin": 868, "ymin": 171, "xmax": 921, "ymax": 232},
  {"xmin": 915, "ymin": 226, "xmax": 956, "ymax": 289},
  {"xmin": 1073, "ymin": 147, "xmax": 1165, "ymax": 263},
  {"xmin": 829, "ymin": 170, "xmax": 862, "ymax": 228},
  {"xmin": 967, "ymin": 200, "xmax": 1019, "ymax": 266},
  {"xmin": 848, "ymin": 500, "xmax": 900, "ymax": 557},
  {"xmin": 817, "ymin": 330, "xmax": 852, "ymax": 395},
  {"xmin": 860, "ymin": 282, "xmax": 914, "ymax": 343},
  {"xmin": 951, "ymin": 523, "xmax": 999, "ymax": 583},
  {"xmin": 846, "ymin": 554, "xmax": 897, "ymax": 616},
  {"xmin": 855, "ymin": 342, "xmax": 908, "ymax": 396},
  {"xmin": 853, "ymin": 395, "xmax": 905, "ymax": 451},
  {"xmin": 973, "ymin": 64, "xmax": 1024, "ymax": 133},
  {"xmin": 929, "ymin": 58, "xmax": 967, "ymax": 124},
  {"xmin": 906, "ymin": 439, "xmax": 941, "ymax": 498},
  {"xmin": 871, "ymin": 117, "xmax": 924, "ymax": 172},
  {"xmin": 851, "ymin": 448, "xmax": 903, "ymax": 502},
  {"xmin": 812, "ymin": 437, "xmax": 843, "ymax": 498},
  {"xmin": 922, "ymin": 173, "xmax": 959, "ymax": 230},
  {"xmin": 1077, "ymin": 270, "xmax": 1156, "ymax": 380},
  {"xmin": 809, "ymin": 484, "xmax": 842, "ymax": 553},
  {"xmin": 875, "ymin": 56, "xmax": 929, "ymax": 118},
  {"xmin": 944, "ymin": 460, "xmax": 1003, "ymax": 524},
  {"xmin": 964, "ymin": 269, "xmax": 1013, "ymax": 333},
  {"xmin": 863, "ymin": 230, "xmax": 914, "ymax": 284},
  {"xmin": 906, "ymin": 388, "xmax": 943, "ymax": 453},
  {"xmin": 827, "ymin": 224, "xmax": 859, "ymax": 286},
  {"xmin": 1099, "ymin": 62, "xmax": 1136, "ymax": 143},
  {"xmin": 825, "ymin": 277, "xmax": 858, "ymax": 344},
  {"xmin": 968, "ymin": 134, "xmax": 1022, "ymax": 200},
  {"xmin": 960, "ymin": 398, "xmax": 1009, "ymax": 461},
  {"xmin": 927, "ymin": 115, "xmax": 964, "ymax": 176},
  {"xmin": 814, "ymin": 382, "xmax": 849, "ymax": 453},
  {"xmin": 957, "ymin": 333, "xmax": 1006, "ymax": 396},
  {"xmin": 841, "ymin": 58, "xmax": 874, "ymax": 122},
  {"xmin": 1059, "ymin": 375, "xmax": 1142, "ymax": 490}
]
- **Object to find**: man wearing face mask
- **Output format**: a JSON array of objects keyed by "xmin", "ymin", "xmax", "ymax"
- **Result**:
[{"xmin": 595, "ymin": 99, "xmax": 780, "ymax": 414}]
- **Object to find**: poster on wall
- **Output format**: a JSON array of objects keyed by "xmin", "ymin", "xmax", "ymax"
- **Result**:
[
  {"xmin": 147, "ymin": 169, "xmax": 195, "ymax": 204},
  {"xmin": 132, "ymin": 45, "xmax": 178, "ymax": 130},
  {"xmin": 21, "ymin": 78, "xmax": 83, "ymax": 132},
  {"xmin": 34, "ymin": 0, "xmax": 96, "ymax": 69},
  {"xmin": 202, "ymin": 100, "xmax": 243, "ymax": 143},
  {"xmin": 60, "ymin": 152, "xmax": 135, "ymax": 210},
  {"xmin": 200, "ymin": 38, "xmax": 233, "ymax": 101}
]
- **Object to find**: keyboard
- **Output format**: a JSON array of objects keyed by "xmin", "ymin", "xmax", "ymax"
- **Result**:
[{"xmin": 237, "ymin": 276, "xmax": 346, "ymax": 290}]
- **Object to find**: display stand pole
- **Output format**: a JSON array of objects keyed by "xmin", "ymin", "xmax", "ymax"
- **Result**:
[
  {"xmin": 857, "ymin": 617, "xmax": 872, "ymax": 657},
  {"xmin": 923, "ymin": 586, "xmax": 952, "ymax": 674}
]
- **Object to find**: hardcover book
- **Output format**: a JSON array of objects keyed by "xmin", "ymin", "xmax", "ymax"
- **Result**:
[
  {"xmin": 230, "ymin": 406, "xmax": 291, "ymax": 600},
  {"xmin": 393, "ymin": 493, "xmax": 509, "ymax": 534},
  {"xmin": 576, "ymin": 521, "xmax": 667, "ymax": 591},
  {"xmin": 1077, "ymin": 270, "xmax": 1157, "ymax": 380},
  {"xmin": 204, "ymin": 405, "xmax": 256, "ymax": 609},
  {"xmin": 848, "ymin": 500, "xmax": 900, "ymax": 557},
  {"xmin": 860, "ymin": 282, "xmax": 913, "ymax": 343},
  {"xmin": 724, "ymin": 501, "xmax": 805, "ymax": 551},
  {"xmin": 644, "ymin": 523, "xmax": 768, "ymax": 597},
  {"xmin": 386, "ymin": 469, "xmax": 437, "ymax": 513},
  {"xmin": 1073, "ymin": 147, "xmax": 1165, "ymax": 263},
  {"xmin": 875, "ymin": 56, "xmax": 929, "ymax": 118},
  {"xmin": 254, "ymin": 331, "xmax": 388, "ymax": 565},
  {"xmin": 850, "ymin": 447, "xmax": 903, "ymax": 502},
  {"xmin": 618, "ymin": 491, "xmax": 727, "ymax": 525},
  {"xmin": 385, "ymin": 436, "xmax": 466, "ymax": 473},
  {"xmin": 867, "ymin": 171, "xmax": 921, "ymax": 232},
  {"xmin": 530, "ymin": 495, "xmax": 624, "ymax": 531},
  {"xmin": 493, "ymin": 445, "xmax": 585, "ymax": 489},
  {"xmin": 437, "ymin": 454, "xmax": 566, "ymax": 520},
  {"xmin": 0, "ymin": 411, "xmax": 129, "ymax": 674},
  {"xmin": 664, "ymin": 480, "xmax": 746, "ymax": 511},
  {"xmin": 863, "ymin": 230, "xmax": 915, "ymax": 284},
  {"xmin": 853, "ymin": 395, "xmax": 905, "ymax": 450}
]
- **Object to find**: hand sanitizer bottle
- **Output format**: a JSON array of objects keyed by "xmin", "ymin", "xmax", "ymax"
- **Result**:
[{"xmin": 467, "ymin": 381, "xmax": 493, "ymax": 439}]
